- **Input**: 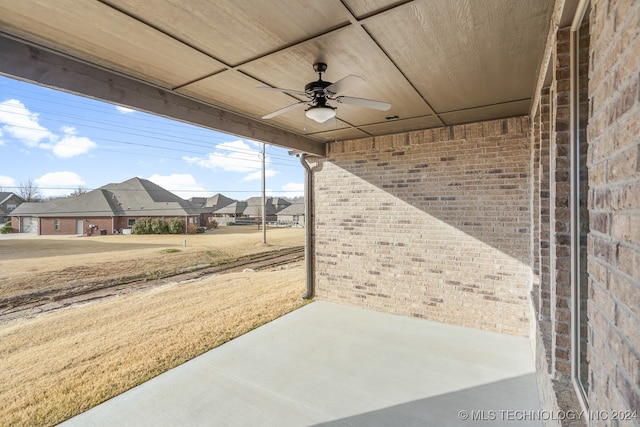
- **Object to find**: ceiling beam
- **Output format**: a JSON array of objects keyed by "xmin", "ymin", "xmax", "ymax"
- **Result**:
[{"xmin": 0, "ymin": 34, "xmax": 326, "ymax": 156}]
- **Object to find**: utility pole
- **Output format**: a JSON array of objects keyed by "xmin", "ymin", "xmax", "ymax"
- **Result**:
[{"xmin": 261, "ymin": 143, "xmax": 266, "ymax": 244}]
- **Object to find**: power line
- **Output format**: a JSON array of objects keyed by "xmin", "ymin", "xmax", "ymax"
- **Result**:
[
  {"xmin": 1, "ymin": 88, "xmax": 301, "ymax": 163},
  {"xmin": 0, "ymin": 77, "xmax": 306, "ymax": 191},
  {"xmin": 1, "ymin": 122, "xmax": 301, "ymax": 169},
  {"xmin": 2, "ymin": 186, "xmax": 301, "ymax": 194},
  {"xmin": 0, "ymin": 109, "xmax": 300, "ymax": 165}
]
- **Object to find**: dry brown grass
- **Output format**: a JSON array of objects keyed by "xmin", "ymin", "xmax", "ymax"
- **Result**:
[
  {"xmin": 0, "ymin": 228, "xmax": 307, "ymax": 427},
  {"xmin": 0, "ymin": 227, "xmax": 304, "ymax": 302}
]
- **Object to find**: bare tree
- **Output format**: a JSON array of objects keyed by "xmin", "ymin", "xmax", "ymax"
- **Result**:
[
  {"xmin": 69, "ymin": 186, "xmax": 88, "ymax": 198},
  {"xmin": 19, "ymin": 179, "xmax": 42, "ymax": 202},
  {"xmin": 245, "ymin": 204, "xmax": 262, "ymax": 227}
]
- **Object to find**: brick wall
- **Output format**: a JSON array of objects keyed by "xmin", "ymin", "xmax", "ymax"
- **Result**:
[
  {"xmin": 527, "ymin": 1, "xmax": 640, "ymax": 423},
  {"xmin": 39, "ymin": 217, "xmax": 113, "ymax": 235},
  {"xmin": 314, "ymin": 117, "xmax": 532, "ymax": 336},
  {"xmin": 587, "ymin": 0, "xmax": 640, "ymax": 417},
  {"xmin": 550, "ymin": 26, "xmax": 574, "ymax": 381},
  {"xmin": 540, "ymin": 87, "xmax": 552, "ymax": 323},
  {"xmin": 532, "ymin": 89, "xmax": 542, "ymax": 315}
]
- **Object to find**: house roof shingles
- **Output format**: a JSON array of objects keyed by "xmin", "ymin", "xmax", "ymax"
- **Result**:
[
  {"xmin": 277, "ymin": 200, "xmax": 305, "ymax": 216},
  {"xmin": 214, "ymin": 201, "xmax": 247, "ymax": 215},
  {"xmin": 11, "ymin": 177, "xmax": 199, "ymax": 218}
]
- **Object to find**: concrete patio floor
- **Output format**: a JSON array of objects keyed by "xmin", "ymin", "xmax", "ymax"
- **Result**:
[{"xmin": 60, "ymin": 301, "xmax": 542, "ymax": 426}]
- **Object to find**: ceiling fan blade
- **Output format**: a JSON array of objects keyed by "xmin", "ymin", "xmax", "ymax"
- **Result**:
[
  {"xmin": 261, "ymin": 101, "xmax": 307, "ymax": 119},
  {"xmin": 325, "ymin": 75, "xmax": 365, "ymax": 95},
  {"xmin": 257, "ymin": 86, "xmax": 308, "ymax": 97},
  {"xmin": 336, "ymin": 96, "xmax": 391, "ymax": 111}
]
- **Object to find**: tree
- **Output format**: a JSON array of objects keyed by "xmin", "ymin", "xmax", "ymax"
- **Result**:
[
  {"xmin": 68, "ymin": 186, "xmax": 88, "ymax": 198},
  {"xmin": 19, "ymin": 179, "xmax": 42, "ymax": 202}
]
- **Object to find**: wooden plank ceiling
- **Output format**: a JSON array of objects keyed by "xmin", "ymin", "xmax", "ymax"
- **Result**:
[{"xmin": 0, "ymin": 0, "xmax": 554, "ymax": 153}]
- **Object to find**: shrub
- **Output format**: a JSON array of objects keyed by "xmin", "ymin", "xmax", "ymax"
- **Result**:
[
  {"xmin": 131, "ymin": 218, "xmax": 147, "ymax": 234},
  {"xmin": 132, "ymin": 217, "xmax": 184, "ymax": 234},
  {"xmin": 167, "ymin": 218, "xmax": 184, "ymax": 234},
  {"xmin": 210, "ymin": 219, "xmax": 219, "ymax": 229},
  {"xmin": 187, "ymin": 224, "xmax": 198, "ymax": 234},
  {"xmin": 151, "ymin": 218, "xmax": 169, "ymax": 234},
  {"xmin": 0, "ymin": 221, "xmax": 12, "ymax": 234}
]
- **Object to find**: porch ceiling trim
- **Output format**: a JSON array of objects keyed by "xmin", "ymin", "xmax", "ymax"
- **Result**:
[{"xmin": 0, "ymin": 34, "xmax": 326, "ymax": 156}]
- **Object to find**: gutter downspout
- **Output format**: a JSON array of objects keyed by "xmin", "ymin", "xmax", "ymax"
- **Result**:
[{"xmin": 300, "ymin": 154, "xmax": 314, "ymax": 299}]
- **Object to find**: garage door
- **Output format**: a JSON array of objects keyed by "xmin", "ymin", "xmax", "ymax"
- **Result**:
[{"xmin": 21, "ymin": 217, "xmax": 38, "ymax": 233}]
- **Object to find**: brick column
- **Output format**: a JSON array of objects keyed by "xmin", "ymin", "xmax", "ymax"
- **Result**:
[
  {"xmin": 539, "ymin": 86, "xmax": 552, "ymax": 322},
  {"xmin": 531, "ymin": 95, "xmax": 542, "ymax": 312},
  {"xmin": 550, "ymin": 26, "xmax": 573, "ymax": 381}
]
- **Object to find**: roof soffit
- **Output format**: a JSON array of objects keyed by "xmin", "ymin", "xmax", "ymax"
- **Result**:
[{"xmin": 0, "ymin": 0, "xmax": 554, "ymax": 146}]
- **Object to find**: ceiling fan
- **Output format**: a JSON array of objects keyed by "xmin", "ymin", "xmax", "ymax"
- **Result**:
[{"xmin": 258, "ymin": 63, "xmax": 391, "ymax": 124}]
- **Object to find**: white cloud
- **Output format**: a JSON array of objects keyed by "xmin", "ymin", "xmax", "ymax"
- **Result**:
[
  {"xmin": 0, "ymin": 99, "xmax": 97, "ymax": 158},
  {"xmin": 246, "ymin": 139, "xmax": 266, "ymax": 149},
  {"xmin": 0, "ymin": 99, "xmax": 54, "ymax": 146},
  {"xmin": 243, "ymin": 169, "xmax": 278, "ymax": 181},
  {"xmin": 115, "ymin": 105, "xmax": 135, "ymax": 114},
  {"xmin": 0, "ymin": 175, "xmax": 16, "ymax": 190},
  {"xmin": 147, "ymin": 173, "xmax": 208, "ymax": 199},
  {"xmin": 52, "ymin": 126, "xmax": 97, "ymax": 158},
  {"xmin": 34, "ymin": 171, "xmax": 86, "ymax": 198},
  {"xmin": 183, "ymin": 140, "xmax": 266, "ymax": 175},
  {"xmin": 281, "ymin": 182, "xmax": 304, "ymax": 197}
]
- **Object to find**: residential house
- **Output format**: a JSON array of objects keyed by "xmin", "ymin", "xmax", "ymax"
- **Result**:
[
  {"xmin": 243, "ymin": 196, "xmax": 290, "ymax": 223},
  {"xmin": 0, "ymin": 192, "xmax": 24, "ymax": 224},
  {"xmin": 11, "ymin": 177, "xmax": 199, "ymax": 235},
  {"xmin": 276, "ymin": 199, "xmax": 304, "ymax": 226},
  {"xmin": 9, "ymin": 200, "xmax": 59, "ymax": 234},
  {"xmin": 211, "ymin": 200, "xmax": 248, "ymax": 225},
  {"xmin": 189, "ymin": 193, "xmax": 236, "ymax": 227}
]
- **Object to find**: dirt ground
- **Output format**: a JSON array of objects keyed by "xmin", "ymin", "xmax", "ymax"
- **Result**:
[
  {"xmin": 0, "ymin": 227, "xmax": 305, "ymax": 307},
  {"xmin": 0, "ymin": 226, "xmax": 308, "ymax": 427}
]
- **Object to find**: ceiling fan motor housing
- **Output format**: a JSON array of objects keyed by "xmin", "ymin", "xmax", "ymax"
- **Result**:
[
  {"xmin": 306, "ymin": 62, "xmax": 332, "ymax": 97},
  {"xmin": 305, "ymin": 79, "xmax": 332, "ymax": 96}
]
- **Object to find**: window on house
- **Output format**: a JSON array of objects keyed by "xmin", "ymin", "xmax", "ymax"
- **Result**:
[
  {"xmin": 54, "ymin": 219, "xmax": 60, "ymax": 231},
  {"xmin": 128, "ymin": 218, "xmax": 136, "ymax": 227},
  {"xmin": 7, "ymin": 203, "xmax": 16, "ymax": 211},
  {"xmin": 570, "ymin": 0, "xmax": 590, "ymax": 409}
]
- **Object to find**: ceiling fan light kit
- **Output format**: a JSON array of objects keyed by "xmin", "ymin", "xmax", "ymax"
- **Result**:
[
  {"xmin": 305, "ymin": 105, "xmax": 336, "ymax": 123},
  {"xmin": 259, "ymin": 63, "xmax": 391, "ymax": 123}
]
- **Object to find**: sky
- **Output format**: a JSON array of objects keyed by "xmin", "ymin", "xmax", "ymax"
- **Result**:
[{"xmin": 0, "ymin": 75, "xmax": 304, "ymax": 201}]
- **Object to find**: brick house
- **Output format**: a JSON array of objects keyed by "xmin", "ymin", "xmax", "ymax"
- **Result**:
[
  {"xmin": 11, "ymin": 177, "xmax": 200, "ymax": 235},
  {"xmin": 0, "ymin": 192, "xmax": 24, "ymax": 224},
  {"xmin": 276, "ymin": 199, "xmax": 305, "ymax": 226},
  {"xmin": 1, "ymin": 0, "xmax": 638, "ymax": 423},
  {"xmin": 189, "ymin": 193, "xmax": 235, "ymax": 227},
  {"xmin": 242, "ymin": 196, "xmax": 291, "ymax": 223}
]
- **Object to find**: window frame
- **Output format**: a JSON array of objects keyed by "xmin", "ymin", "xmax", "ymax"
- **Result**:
[{"xmin": 569, "ymin": 0, "xmax": 591, "ymax": 412}]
